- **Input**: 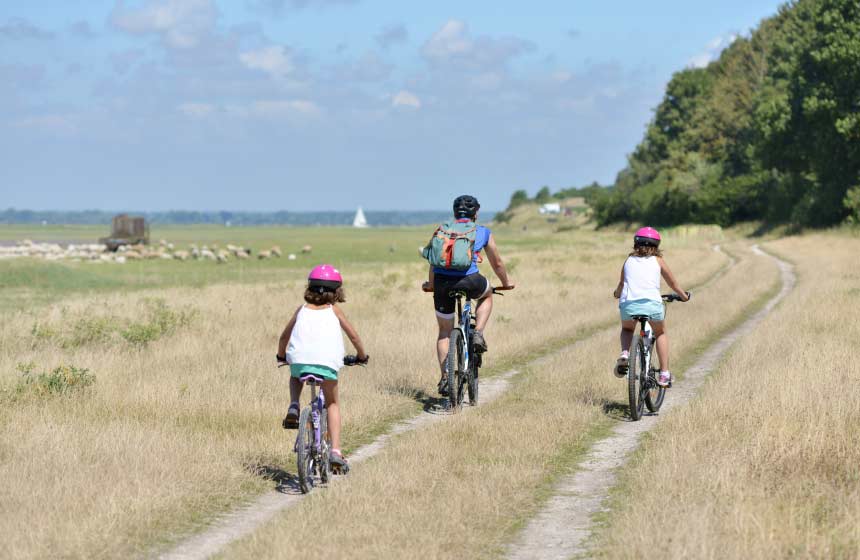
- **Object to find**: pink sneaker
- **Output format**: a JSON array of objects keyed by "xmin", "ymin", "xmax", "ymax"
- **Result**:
[{"xmin": 657, "ymin": 371, "xmax": 673, "ymax": 387}]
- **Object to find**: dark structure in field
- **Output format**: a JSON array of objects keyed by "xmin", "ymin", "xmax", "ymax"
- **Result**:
[{"xmin": 100, "ymin": 214, "xmax": 149, "ymax": 251}]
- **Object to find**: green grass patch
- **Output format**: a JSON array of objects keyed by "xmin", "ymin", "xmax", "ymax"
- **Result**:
[{"xmin": 10, "ymin": 362, "xmax": 95, "ymax": 400}]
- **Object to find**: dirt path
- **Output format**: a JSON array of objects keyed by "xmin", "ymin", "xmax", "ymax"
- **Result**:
[
  {"xmin": 505, "ymin": 246, "xmax": 794, "ymax": 560},
  {"xmin": 158, "ymin": 246, "xmax": 733, "ymax": 560}
]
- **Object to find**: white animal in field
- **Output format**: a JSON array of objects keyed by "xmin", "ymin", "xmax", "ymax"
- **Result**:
[
  {"xmin": 173, "ymin": 250, "xmax": 190, "ymax": 261},
  {"xmin": 115, "ymin": 256, "xmax": 127, "ymax": 264},
  {"xmin": 160, "ymin": 253, "xmax": 173, "ymax": 260},
  {"xmin": 258, "ymin": 250, "xmax": 272, "ymax": 260},
  {"xmin": 288, "ymin": 253, "xmax": 297, "ymax": 260},
  {"xmin": 236, "ymin": 250, "xmax": 250, "ymax": 259},
  {"xmin": 270, "ymin": 245, "xmax": 282, "ymax": 257},
  {"xmin": 200, "ymin": 249, "xmax": 216, "ymax": 260},
  {"xmin": 301, "ymin": 245, "xmax": 312, "ymax": 254},
  {"xmin": 124, "ymin": 250, "xmax": 142, "ymax": 260}
]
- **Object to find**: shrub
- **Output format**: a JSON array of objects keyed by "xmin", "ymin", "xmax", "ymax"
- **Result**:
[{"xmin": 14, "ymin": 362, "xmax": 95, "ymax": 398}]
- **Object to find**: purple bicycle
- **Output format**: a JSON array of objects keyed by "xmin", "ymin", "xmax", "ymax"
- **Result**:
[{"xmin": 291, "ymin": 355, "xmax": 366, "ymax": 494}]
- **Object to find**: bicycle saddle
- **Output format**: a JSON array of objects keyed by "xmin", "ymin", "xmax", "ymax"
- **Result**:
[{"xmin": 299, "ymin": 374, "xmax": 326, "ymax": 384}]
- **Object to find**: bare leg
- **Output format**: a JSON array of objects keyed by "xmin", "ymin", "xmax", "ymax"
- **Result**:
[
  {"xmin": 650, "ymin": 320, "xmax": 668, "ymax": 370},
  {"xmin": 475, "ymin": 293, "xmax": 493, "ymax": 331},
  {"xmin": 289, "ymin": 377, "xmax": 303, "ymax": 404},
  {"xmin": 620, "ymin": 320, "xmax": 636, "ymax": 353},
  {"xmin": 436, "ymin": 315, "xmax": 454, "ymax": 373},
  {"xmin": 321, "ymin": 380, "xmax": 341, "ymax": 451}
]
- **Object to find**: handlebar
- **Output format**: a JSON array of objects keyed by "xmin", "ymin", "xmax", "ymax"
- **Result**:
[
  {"xmin": 422, "ymin": 283, "xmax": 515, "ymax": 293},
  {"xmin": 662, "ymin": 291, "xmax": 691, "ymax": 302},
  {"xmin": 344, "ymin": 354, "xmax": 369, "ymax": 366}
]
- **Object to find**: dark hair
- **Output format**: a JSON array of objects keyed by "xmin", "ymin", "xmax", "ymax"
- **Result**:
[
  {"xmin": 629, "ymin": 245, "xmax": 663, "ymax": 258},
  {"xmin": 304, "ymin": 285, "xmax": 346, "ymax": 305}
]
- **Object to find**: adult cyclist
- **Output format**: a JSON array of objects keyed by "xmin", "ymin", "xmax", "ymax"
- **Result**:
[{"xmin": 421, "ymin": 195, "xmax": 514, "ymax": 396}]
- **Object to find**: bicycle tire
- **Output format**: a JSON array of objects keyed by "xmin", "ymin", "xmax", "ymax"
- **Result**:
[
  {"xmin": 319, "ymin": 408, "xmax": 332, "ymax": 484},
  {"xmin": 644, "ymin": 358, "xmax": 665, "ymax": 412},
  {"xmin": 467, "ymin": 351, "xmax": 479, "ymax": 406},
  {"xmin": 296, "ymin": 407, "xmax": 315, "ymax": 493},
  {"xmin": 447, "ymin": 329, "xmax": 464, "ymax": 411},
  {"xmin": 628, "ymin": 339, "xmax": 646, "ymax": 421}
]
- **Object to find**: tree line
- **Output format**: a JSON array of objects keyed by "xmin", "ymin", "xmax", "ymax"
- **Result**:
[{"xmin": 588, "ymin": 0, "xmax": 860, "ymax": 228}]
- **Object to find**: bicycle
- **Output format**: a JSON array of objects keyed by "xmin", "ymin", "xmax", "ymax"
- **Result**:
[
  {"xmin": 626, "ymin": 292, "xmax": 690, "ymax": 421},
  {"xmin": 423, "ymin": 284, "xmax": 514, "ymax": 411},
  {"xmin": 278, "ymin": 355, "xmax": 367, "ymax": 494}
]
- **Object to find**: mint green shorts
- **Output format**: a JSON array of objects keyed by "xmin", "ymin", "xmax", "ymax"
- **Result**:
[
  {"xmin": 619, "ymin": 299, "xmax": 665, "ymax": 322},
  {"xmin": 290, "ymin": 363, "xmax": 338, "ymax": 381}
]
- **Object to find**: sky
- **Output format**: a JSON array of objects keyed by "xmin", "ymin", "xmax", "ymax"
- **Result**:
[{"xmin": 0, "ymin": 0, "xmax": 787, "ymax": 212}]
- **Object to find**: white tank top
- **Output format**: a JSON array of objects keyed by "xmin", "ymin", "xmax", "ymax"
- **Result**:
[
  {"xmin": 286, "ymin": 305, "xmax": 345, "ymax": 372},
  {"xmin": 620, "ymin": 256, "xmax": 661, "ymax": 303}
]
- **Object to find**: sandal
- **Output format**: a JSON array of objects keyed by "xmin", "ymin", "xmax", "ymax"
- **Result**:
[
  {"xmin": 329, "ymin": 450, "xmax": 350, "ymax": 474},
  {"xmin": 437, "ymin": 374, "xmax": 449, "ymax": 397},
  {"xmin": 282, "ymin": 402, "xmax": 300, "ymax": 429}
]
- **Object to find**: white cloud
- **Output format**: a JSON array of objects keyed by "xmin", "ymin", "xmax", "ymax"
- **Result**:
[
  {"xmin": 239, "ymin": 45, "xmax": 294, "ymax": 79},
  {"xmin": 111, "ymin": 0, "xmax": 217, "ymax": 49},
  {"xmin": 421, "ymin": 19, "xmax": 534, "ymax": 70},
  {"xmin": 423, "ymin": 20, "xmax": 472, "ymax": 60},
  {"xmin": 392, "ymin": 90, "xmax": 421, "ymax": 109},
  {"xmin": 688, "ymin": 33, "xmax": 738, "ymax": 69}
]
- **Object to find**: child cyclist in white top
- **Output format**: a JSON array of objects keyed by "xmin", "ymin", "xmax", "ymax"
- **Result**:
[
  {"xmin": 276, "ymin": 265, "xmax": 368, "ymax": 472},
  {"xmin": 613, "ymin": 227, "xmax": 689, "ymax": 387}
]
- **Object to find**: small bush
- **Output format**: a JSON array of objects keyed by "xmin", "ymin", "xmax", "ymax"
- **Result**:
[
  {"xmin": 66, "ymin": 316, "xmax": 118, "ymax": 348},
  {"xmin": 15, "ymin": 362, "xmax": 95, "ymax": 398},
  {"xmin": 121, "ymin": 299, "xmax": 196, "ymax": 347}
]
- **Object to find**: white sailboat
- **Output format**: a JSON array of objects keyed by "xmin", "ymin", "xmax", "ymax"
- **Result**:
[{"xmin": 352, "ymin": 206, "xmax": 368, "ymax": 228}]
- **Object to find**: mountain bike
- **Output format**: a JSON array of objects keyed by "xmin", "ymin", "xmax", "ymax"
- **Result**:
[
  {"xmin": 424, "ymin": 284, "xmax": 514, "ymax": 411},
  {"xmin": 627, "ymin": 292, "xmax": 690, "ymax": 421},
  {"xmin": 280, "ymin": 355, "xmax": 367, "ymax": 494}
]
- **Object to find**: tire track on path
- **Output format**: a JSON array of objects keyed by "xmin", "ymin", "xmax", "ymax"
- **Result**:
[
  {"xmin": 158, "ymin": 246, "xmax": 733, "ymax": 560},
  {"xmin": 505, "ymin": 246, "xmax": 794, "ymax": 560}
]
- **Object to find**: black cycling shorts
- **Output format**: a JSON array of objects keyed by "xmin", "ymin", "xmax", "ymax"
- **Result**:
[{"xmin": 433, "ymin": 273, "xmax": 490, "ymax": 317}]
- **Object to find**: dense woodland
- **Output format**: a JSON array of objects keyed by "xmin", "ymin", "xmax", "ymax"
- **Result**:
[{"xmin": 551, "ymin": 0, "xmax": 860, "ymax": 228}]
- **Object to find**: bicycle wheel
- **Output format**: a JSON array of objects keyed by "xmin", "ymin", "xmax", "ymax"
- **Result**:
[
  {"xmin": 319, "ymin": 408, "xmax": 332, "ymax": 484},
  {"xmin": 296, "ymin": 407, "xmax": 315, "ymax": 493},
  {"xmin": 644, "ymin": 351, "xmax": 665, "ymax": 412},
  {"xmin": 446, "ymin": 329, "xmax": 464, "ymax": 410},
  {"xmin": 627, "ymin": 339, "xmax": 646, "ymax": 421},
  {"xmin": 467, "ymin": 351, "xmax": 479, "ymax": 406}
]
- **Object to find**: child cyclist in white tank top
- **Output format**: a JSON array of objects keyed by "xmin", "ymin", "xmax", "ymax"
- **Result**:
[
  {"xmin": 276, "ymin": 265, "xmax": 368, "ymax": 472},
  {"xmin": 613, "ymin": 228, "xmax": 689, "ymax": 387}
]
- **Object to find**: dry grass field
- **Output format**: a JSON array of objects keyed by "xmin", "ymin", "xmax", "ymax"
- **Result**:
[
  {"xmin": 593, "ymin": 233, "xmax": 860, "ymax": 559},
  {"xmin": 0, "ymin": 226, "xmax": 727, "ymax": 559},
  {"xmin": 214, "ymin": 243, "xmax": 779, "ymax": 560}
]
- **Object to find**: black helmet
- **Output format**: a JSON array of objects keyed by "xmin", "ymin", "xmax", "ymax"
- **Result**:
[{"xmin": 453, "ymin": 195, "xmax": 480, "ymax": 219}]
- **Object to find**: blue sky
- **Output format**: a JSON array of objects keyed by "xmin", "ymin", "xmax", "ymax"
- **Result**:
[{"xmin": 0, "ymin": 0, "xmax": 786, "ymax": 211}]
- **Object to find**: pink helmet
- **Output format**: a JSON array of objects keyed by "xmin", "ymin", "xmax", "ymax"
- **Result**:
[
  {"xmin": 634, "ymin": 227, "xmax": 661, "ymax": 247},
  {"xmin": 308, "ymin": 264, "xmax": 343, "ymax": 291}
]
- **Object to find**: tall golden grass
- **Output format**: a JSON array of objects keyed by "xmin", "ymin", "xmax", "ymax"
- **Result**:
[
  {"xmin": 0, "ymin": 230, "xmax": 725, "ymax": 559},
  {"xmin": 215, "ymin": 243, "xmax": 778, "ymax": 559},
  {"xmin": 593, "ymin": 234, "xmax": 860, "ymax": 559}
]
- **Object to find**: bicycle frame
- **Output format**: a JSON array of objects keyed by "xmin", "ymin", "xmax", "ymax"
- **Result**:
[
  {"xmin": 294, "ymin": 378, "xmax": 325, "ymax": 455},
  {"xmin": 452, "ymin": 294, "xmax": 474, "ymax": 377}
]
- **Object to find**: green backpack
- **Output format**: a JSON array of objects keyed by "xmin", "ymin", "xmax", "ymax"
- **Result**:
[{"xmin": 422, "ymin": 220, "xmax": 478, "ymax": 271}]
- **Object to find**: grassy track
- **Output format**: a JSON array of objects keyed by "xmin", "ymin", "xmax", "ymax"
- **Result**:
[
  {"xmin": 213, "ymin": 243, "xmax": 775, "ymax": 560},
  {"xmin": 592, "ymin": 233, "xmax": 860, "ymax": 559}
]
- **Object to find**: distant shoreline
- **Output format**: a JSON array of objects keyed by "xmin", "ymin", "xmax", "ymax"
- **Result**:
[{"xmin": 0, "ymin": 210, "xmax": 495, "ymax": 227}]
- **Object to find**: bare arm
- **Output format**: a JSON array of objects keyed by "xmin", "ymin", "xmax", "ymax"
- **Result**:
[
  {"xmin": 658, "ymin": 257, "xmax": 689, "ymax": 301},
  {"xmin": 277, "ymin": 306, "xmax": 302, "ymax": 359},
  {"xmin": 483, "ymin": 234, "xmax": 513, "ymax": 287},
  {"xmin": 332, "ymin": 305, "xmax": 368, "ymax": 360},
  {"xmin": 613, "ymin": 263, "xmax": 625, "ymax": 299}
]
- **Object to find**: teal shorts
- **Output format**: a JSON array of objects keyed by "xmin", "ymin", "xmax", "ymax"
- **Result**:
[
  {"xmin": 290, "ymin": 363, "xmax": 338, "ymax": 381},
  {"xmin": 619, "ymin": 299, "xmax": 665, "ymax": 322}
]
